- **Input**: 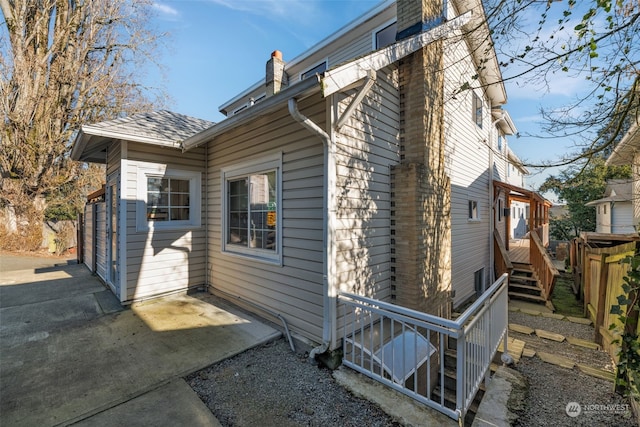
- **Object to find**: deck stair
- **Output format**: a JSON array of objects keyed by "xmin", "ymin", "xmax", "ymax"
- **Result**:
[{"xmin": 508, "ymin": 263, "xmax": 546, "ymax": 303}]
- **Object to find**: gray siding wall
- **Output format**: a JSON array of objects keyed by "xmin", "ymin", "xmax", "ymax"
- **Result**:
[
  {"xmin": 333, "ymin": 67, "xmax": 400, "ymax": 346},
  {"xmin": 334, "ymin": 66, "xmax": 400, "ymax": 302},
  {"xmin": 612, "ymin": 202, "xmax": 634, "ymax": 233},
  {"xmin": 123, "ymin": 142, "xmax": 207, "ymax": 301},
  {"xmin": 443, "ymin": 27, "xmax": 494, "ymax": 307},
  {"xmin": 207, "ymin": 95, "xmax": 326, "ymax": 343}
]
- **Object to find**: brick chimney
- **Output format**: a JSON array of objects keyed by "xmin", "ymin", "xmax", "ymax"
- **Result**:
[
  {"xmin": 266, "ymin": 50, "xmax": 288, "ymax": 96},
  {"xmin": 391, "ymin": 0, "xmax": 451, "ymax": 320},
  {"xmin": 396, "ymin": 0, "xmax": 445, "ymax": 40}
]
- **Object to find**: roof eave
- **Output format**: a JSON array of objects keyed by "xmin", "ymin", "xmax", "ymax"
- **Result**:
[
  {"xmin": 322, "ymin": 11, "xmax": 472, "ymax": 97},
  {"xmin": 606, "ymin": 121, "xmax": 640, "ymax": 166},
  {"xmin": 183, "ymin": 75, "xmax": 322, "ymax": 152}
]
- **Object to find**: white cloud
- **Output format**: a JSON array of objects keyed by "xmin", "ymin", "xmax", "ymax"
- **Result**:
[
  {"xmin": 153, "ymin": 2, "xmax": 179, "ymax": 17},
  {"xmin": 207, "ymin": 0, "xmax": 316, "ymax": 21}
]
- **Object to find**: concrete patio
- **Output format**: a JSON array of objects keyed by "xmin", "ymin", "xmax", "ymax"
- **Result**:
[{"xmin": 0, "ymin": 254, "xmax": 280, "ymax": 426}]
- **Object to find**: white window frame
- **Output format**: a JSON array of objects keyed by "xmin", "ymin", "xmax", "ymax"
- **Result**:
[
  {"xmin": 221, "ymin": 153, "xmax": 282, "ymax": 264},
  {"xmin": 468, "ymin": 200, "xmax": 480, "ymax": 221},
  {"xmin": 136, "ymin": 162, "xmax": 202, "ymax": 232}
]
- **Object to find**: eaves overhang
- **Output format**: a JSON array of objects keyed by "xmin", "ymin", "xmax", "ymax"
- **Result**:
[
  {"xmin": 606, "ymin": 121, "xmax": 640, "ymax": 166},
  {"xmin": 182, "ymin": 75, "xmax": 322, "ymax": 152}
]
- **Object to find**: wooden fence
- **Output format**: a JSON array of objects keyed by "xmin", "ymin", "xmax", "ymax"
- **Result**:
[{"xmin": 579, "ymin": 240, "xmax": 637, "ymax": 360}]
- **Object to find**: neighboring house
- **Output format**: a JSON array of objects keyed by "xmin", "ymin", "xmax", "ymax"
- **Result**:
[
  {"xmin": 73, "ymin": 0, "xmax": 532, "ymax": 374},
  {"xmin": 606, "ymin": 120, "xmax": 640, "ymax": 227},
  {"xmin": 586, "ymin": 179, "xmax": 635, "ymax": 234}
]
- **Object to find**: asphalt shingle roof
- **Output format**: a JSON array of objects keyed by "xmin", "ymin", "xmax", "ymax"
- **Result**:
[{"xmin": 83, "ymin": 110, "xmax": 214, "ymax": 145}]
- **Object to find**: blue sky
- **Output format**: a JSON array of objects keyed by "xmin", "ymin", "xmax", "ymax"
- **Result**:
[{"xmin": 147, "ymin": 0, "xmax": 580, "ymax": 198}]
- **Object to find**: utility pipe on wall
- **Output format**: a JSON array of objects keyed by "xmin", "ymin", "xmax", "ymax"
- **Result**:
[{"xmin": 288, "ymin": 98, "xmax": 334, "ymax": 362}]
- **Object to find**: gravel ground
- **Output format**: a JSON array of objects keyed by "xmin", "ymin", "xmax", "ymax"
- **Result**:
[
  {"xmin": 509, "ymin": 310, "xmax": 636, "ymax": 426},
  {"xmin": 186, "ymin": 338, "xmax": 400, "ymax": 427},
  {"xmin": 514, "ymin": 358, "xmax": 635, "ymax": 426},
  {"xmin": 186, "ymin": 310, "xmax": 637, "ymax": 427},
  {"xmin": 508, "ymin": 311, "xmax": 615, "ymax": 371}
]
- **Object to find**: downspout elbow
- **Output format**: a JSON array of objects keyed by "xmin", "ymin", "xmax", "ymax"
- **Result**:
[
  {"xmin": 288, "ymin": 98, "xmax": 331, "ymax": 144},
  {"xmin": 308, "ymin": 342, "xmax": 330, "ymax": 363}
]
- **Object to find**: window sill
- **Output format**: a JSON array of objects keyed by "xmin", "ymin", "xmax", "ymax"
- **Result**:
[{"xmin": 221, "ymin": 249, "xmax": 282, "ymax": 266}]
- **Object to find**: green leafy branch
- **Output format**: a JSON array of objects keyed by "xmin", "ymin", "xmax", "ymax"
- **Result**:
[{"xmin": 610, "ymin": 254, "xmax": 640, "ymax": 398}]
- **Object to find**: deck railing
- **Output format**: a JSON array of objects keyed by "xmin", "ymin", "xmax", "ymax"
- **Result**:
[
  {"xmin": 338, "ymin": 273, "xmax": 509, "ymax": 424},
  {"xmin": 529, "ymin": 231, "xmax": 560, "ymax": 299}
]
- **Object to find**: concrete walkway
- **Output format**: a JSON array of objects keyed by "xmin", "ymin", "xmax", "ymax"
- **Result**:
[{"xmin": 0, "ymin": 255, "xmax": 280, "ymax": 427}]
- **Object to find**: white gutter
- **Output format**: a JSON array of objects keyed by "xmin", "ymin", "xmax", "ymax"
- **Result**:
[{"xmin": 288, "ymin": 98, "xmax": 334, "ymax": 362}]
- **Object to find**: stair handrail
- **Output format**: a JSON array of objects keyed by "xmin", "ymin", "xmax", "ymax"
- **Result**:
[
  {"xmin": 493, "ymin": 229, "xmax": 513, "ymax": 280},
  {"xmin": 529, "ymin": 231, "xmax": 560, "ymax": 299}
]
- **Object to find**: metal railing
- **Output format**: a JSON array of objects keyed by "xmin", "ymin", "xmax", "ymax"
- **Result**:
[{"xmin": 339, "ymin": 273, "xmax": 509, "ymax": 424}]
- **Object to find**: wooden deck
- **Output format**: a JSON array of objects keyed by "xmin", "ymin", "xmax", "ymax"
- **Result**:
[{"xmin": 508, "ymin": 238, "xmax": 530, "ymax": 264}]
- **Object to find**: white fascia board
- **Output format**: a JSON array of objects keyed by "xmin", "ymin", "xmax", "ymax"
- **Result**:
[
  {"xmin": 322, "ymin": 11, "xmax": 472, "ymax": 97},
  {"xmin": 492, "ymin": 109, "xmax": 517, "ymax": 135},
  {"xmin": 183, "ymin": 75, "xmax": 321, "ymax": 152},
  {"xmin": 79, "ymin": 124, "xmax": 180, "ymax": 148},
  {"xmin": 606, "ymin": 120, "xmax": 640, "ymax": 166},
  {"xmin": 70, "ymin": 130, "xmax": 89, "ymax": 161}
]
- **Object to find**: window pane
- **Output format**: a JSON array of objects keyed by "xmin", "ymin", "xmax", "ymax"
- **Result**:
[
  {"xmin": 147, "ymin": 207, "xmax": 169, "ymax": 221},
  {"xmin": 170, "ymin": 179, "xmax": 190, "ymax": 193},
  {"xmin": 147, "ymin": 176, "xmax": 193, "ymax": 223},
  {"xmin": 147, "ymin": 177, "xmax": 163, "ymax": 192},
  {"xmin": 226, "ymin": 168, "xmax": 278, "ymax": 254},
  {"xmin": 170, "ymin": 208, "xmax": 189, "ymax": 221},
  {"xmin": 376, "ymin": 22, "xmax": 397, "ymax": 49},
  {"xmin": 228, "ymin": 178, "xmax": 249, "ymax": 246},
  {"xmin": 228, "ymin": 227, "xmax": 247, "ymax": 245},
  {"xmin": 171, "ymin": 193, "xmax": 190, "ymax": 207},
  {"xmin": 148, "ymin": 192, "xmax": 168, "ymax": 207}
]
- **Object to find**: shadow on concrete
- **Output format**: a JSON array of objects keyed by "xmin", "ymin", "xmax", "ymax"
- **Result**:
[{"xmin": 0, "ymin": 256, "xmax": 280, "ymax": 427}]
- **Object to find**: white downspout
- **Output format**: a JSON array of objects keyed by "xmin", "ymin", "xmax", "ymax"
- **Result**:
[{"xmin": 288, "ymin": 98, "xmax": 333, "ymax": 362}]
